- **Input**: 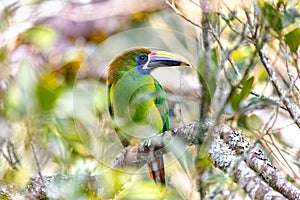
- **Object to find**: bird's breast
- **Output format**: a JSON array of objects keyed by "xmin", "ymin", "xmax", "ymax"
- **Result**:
[{"xmin": 110, "ymin": 72, "xmax": 164, "ymax": 137}]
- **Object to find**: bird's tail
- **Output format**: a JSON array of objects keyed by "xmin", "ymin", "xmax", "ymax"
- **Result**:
[{"xmin": 148, "ymin": 156, "xmax": 165, "ymax": 185}]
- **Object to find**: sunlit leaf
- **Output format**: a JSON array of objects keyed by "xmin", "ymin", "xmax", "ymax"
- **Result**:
[
  {"xmin": 258, "ymin": 67, "xmax": 268, "ymax": 81},
  {"xmin": 102, "ymin": 169, "xmax": 132, "ymax": 196},
  {"xmin": 231, "ymin": 45, "xmax": 255, "ymax": 63},
  {"xmin": 196, "ymin": 155, "xmax": 212, "ymax": 169},
  {"xmin": 2, "ymin": 167, "xmax": 29, "ymax": 187},
  {"xmin": 35, "ymin": 73, "xmax": 62, "ymax": 111},
  {"xmin": 284, "ymin": 28, "xmax": 300, "ymax": 53},
  {"xmin": 20, "ymin": 26, "xmax": 57, "ymax": 49}
]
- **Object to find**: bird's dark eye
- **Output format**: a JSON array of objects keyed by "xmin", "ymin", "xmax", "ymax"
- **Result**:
[
  {"xmin": 139, "ymin": 55, "xmax": 147, "ymax": 62},
  {"xmin": 137, "ymin": 54, "xmax": 149, "ymax": 68}
]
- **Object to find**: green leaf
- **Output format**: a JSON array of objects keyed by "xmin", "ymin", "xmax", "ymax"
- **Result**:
[
  {"xmin": 230, "ymin": 92, "xmax": 240, "ymax": 112},
  {"xmin": 197, "ymin": 52, "xmax": 218, "ymax": 105},
  {"xmin": 212, "ymin": 47, "xmax": 219, "ymax": 67},
  {"xmin": 238, "ymin": 114, "xmax": 262, "ymax": 130},
  {"xmin": 263, "ymin": 2, "xmax": 283, "ymax": 31},
  {"xmin": 246, "ymin": 114, "xmax": 262, "ymax": 130},
  {"xmin": 247, "ymin": 97, "xmax": 278, "ymax": 108},
  {"xmin": 240, "ymin": 76, "xmax": 254, "ymax": 100},
  {"xmin": 285, "ymin": 28, "xmax": 300, "ymax": 53},
  {"xmin": 230, "ymin": 76, "xmax": 254, "ymax": 111},
  {"xmin": 258, "ymin": 68, "xmax": 268, "ymax": 81},
  {"xmin": 35, "ymin": 78, "xmax": 60, "ymax": 111},
  {"xmin": 238, "ymin": 115, "xmax": 247, "ymax": 128}
]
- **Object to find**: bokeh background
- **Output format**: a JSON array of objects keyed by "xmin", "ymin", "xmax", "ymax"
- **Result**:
[{"xmin": 1, "ymin": 0, "xmax": 300, "ymax": 199}]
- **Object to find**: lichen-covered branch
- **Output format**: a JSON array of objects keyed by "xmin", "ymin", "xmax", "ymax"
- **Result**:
[
  {"xmin": 233, "ymin": 161, "xmax": 286, "ymax": 200},
  {"xmin": 112, "ymin": 121, "xmax": 203, "ymax": 168},
  {"xmin": 0, "ymin": 121, "xmax": 298, "ymax": 199},
  {"xmin": 246, "ymin": 150, "xmax": 300, "ymax": 200},
  {"xmin": 113, "ymin": 121, "xmax": 300, "ymax": 199}
]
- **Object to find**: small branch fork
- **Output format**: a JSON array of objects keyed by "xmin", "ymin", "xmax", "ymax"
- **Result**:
[
  {"xmin": 259, "ymin": 50, "xmax": 300, "ymax": 129},
  {"xmin": 113, "ymin": 121, "xmax": 300, "ymax": 200}
]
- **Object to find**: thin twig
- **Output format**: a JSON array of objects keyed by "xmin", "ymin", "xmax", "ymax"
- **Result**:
[
  {"xmin": 217, "ymin": 12, "xmax": 254, "ymax": 44},
  {"xmin": 259, "ymin": 50, "xmax": 300, "ymax": 129},
  {"xmin": 0, "ymin": 142, "xmax": 20, "ymax": 169},
  {"xmin": 31, "ymin": 141, "xmax": 43, "ymax": 180},
  {"xmin": 165, "ymin": 0, "xmax": 202, "ymax": 29}
]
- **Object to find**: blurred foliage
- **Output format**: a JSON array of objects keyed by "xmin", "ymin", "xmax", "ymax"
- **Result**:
[
  {"xmin": 0, "ymin": 0, "xmax": 198, "ymax": 199},
  {"xmin": 259, "ymin": 0, "xmax": 300, "ymax": 53},
  {"xmin": 0, "ymin": 0, "xmax": 299, "ymax": 199},
  {"xmin": 20, "ymin": 26, "xmax": 57, "ymax": 49},
  {"xmin": 230, "ymin": 76, "xmax": 254, "ymax": 112}
]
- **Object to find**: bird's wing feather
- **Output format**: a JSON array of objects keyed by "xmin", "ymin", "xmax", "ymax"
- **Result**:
[
  {"xmin": 154, "ymin": 79, "xmax": 169, "ymax": 132},
  {"xmin": 107, "ymin": 84, "xmax": 130, "ymax": 147}
]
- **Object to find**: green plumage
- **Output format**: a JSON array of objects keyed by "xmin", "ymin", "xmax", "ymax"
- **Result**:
[
  {"xmin": 108, "ymin": 67, "xmax": 168, "ymax": 144},
  {"xmin": 106, "ymin": 47, "xmax": 189, "ymax": 184}
]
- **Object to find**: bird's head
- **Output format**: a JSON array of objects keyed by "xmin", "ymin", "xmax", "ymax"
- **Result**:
[{"xmin": 107, "ymin": 47, "xmax": 190, "ymax": 85}]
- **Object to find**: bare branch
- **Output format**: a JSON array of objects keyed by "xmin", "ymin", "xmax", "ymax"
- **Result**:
[
  {"xmin": 0, "ymin": 142, "xmax": 20, "ymax": 169},
  {"xmin": 31, "ymin": 141, "xmax": 43, "ymax": 180},
  {"xmin": 259, "ymin": 50, "xmax": 300, "ymax": 129}
]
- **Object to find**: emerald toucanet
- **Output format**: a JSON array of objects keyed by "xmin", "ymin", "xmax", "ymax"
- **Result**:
[{"xmin": 106, "ymin": 47, "xmax": 189, "ymax": 185}]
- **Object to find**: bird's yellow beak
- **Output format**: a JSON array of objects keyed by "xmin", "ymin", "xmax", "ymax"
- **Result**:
[{"xmin": 142, "ymin": 51, "xmax": 190, "ymax": 71}]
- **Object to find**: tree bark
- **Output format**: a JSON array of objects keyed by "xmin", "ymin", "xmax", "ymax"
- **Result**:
[{"xmin": 113, "ymin": 121, "xmax": 299, "ymax": 200}]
